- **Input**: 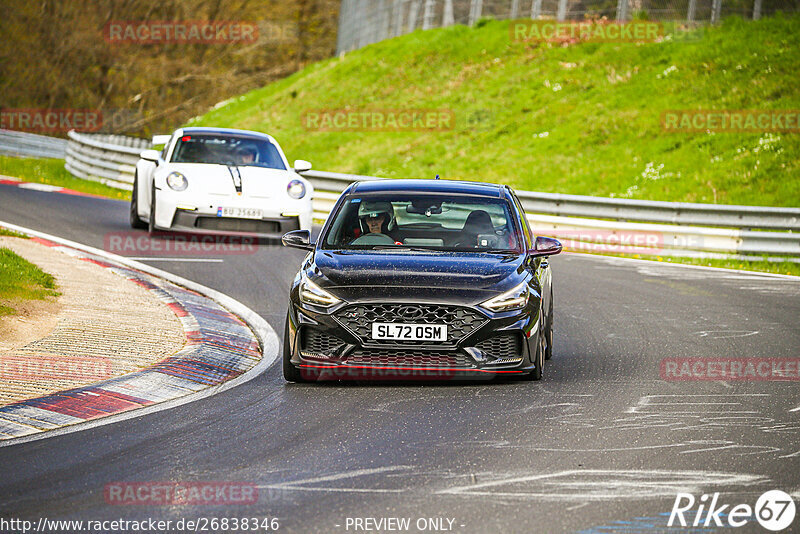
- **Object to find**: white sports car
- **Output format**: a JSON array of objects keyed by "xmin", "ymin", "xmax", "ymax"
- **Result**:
[{"xmin": 130, "ymin": 127, "xmax": 314, "ymax": 236}]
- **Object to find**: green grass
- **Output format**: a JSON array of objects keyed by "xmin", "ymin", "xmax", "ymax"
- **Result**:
[
  {"xmin": 189, "ymin": 14, "xmax": 800, "ymax": 207},
  {"xmin": 0, "ymin": 228, "xmax": 27, "ymax": 238},
  {"xmin": 0, "ymin": 155, "xmax": 128, "ymax": 200},
  {"xmin": 0, "ymin": 247, "xmax": 60, "ymax": 316}
]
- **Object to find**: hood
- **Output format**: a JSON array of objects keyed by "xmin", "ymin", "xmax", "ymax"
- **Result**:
[
  {"xmin": 161, "ymin": 163, "xmax": 294, "ymax": 197},
  {"xmin": 310, "ymin": 250, "xmax": 525, "ymax": 300}
]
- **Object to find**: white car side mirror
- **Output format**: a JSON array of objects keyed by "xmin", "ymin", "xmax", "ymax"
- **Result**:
[
  {"xmin": 140, "ymin": 149, "xmax": 161, "ymax": 162},
  {"xmin": 293, "ymin": 160, "xmax": 312, "ymax": 172},
  {"xmin": 152, "ymin": 134, "xmax": 171, "ymax": 146}
]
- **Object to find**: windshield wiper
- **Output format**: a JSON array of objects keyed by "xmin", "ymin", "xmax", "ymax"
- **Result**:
[
  {"xmin": 482, "ymin": 248, "xmax": 518, "ymax": 253},
  {"xmin": 370, "ymin": 245, "xmax": 442, "ymax": 252}
]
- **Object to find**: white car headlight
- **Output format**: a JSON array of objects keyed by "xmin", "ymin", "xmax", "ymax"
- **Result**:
[
  {"xmin": 166, "ymin": 171, "xmax": 188, "ymax": 191},
  {"xmin": 480, "ymin": 281, "xmax": 529, "ymax": 312},
  {"xmin": 299, "ymin": 271, "xmax": 340, "ymax": 307},
  {"xmin": 287, "ymin": 179, "xmax": 306, "ymax": 199}
]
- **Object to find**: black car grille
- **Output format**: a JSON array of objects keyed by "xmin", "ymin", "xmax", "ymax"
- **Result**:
[
  {"xmin": 333, "ymin": 304, "xmax": 486, "ymax": 345},
  {"xmin": 346, "ymin": 348, "xmax": 473, "ymax": 368},
  {"xmin": 301, "ymin": 329, "xmax": 344, "ymax": 356},
  {"xmin": 195, "ymin": 217, "xmax": 279, "ymax": 234},
  {"xmin": 475, "ymin": 333, "xmax": 521, "ymax": 360}
]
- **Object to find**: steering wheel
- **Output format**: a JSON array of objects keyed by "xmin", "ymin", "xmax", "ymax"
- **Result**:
[{"xmin": 350, "ymin": 233, "xmax": 396, "ymax": 246}]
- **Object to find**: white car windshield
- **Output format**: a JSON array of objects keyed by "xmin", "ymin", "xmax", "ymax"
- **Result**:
[
  {"xmin": 323, "ymin": 194, "xmax": 523, "ymax": 252},
  {"xmin": 170, "ymin": 134, "xmax": 286, "ymax": 169}
]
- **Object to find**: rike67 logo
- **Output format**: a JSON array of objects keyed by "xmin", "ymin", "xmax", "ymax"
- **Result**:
[{"xmin": 669, "ymin": 490, "xmax": 796, "ymax": 531}]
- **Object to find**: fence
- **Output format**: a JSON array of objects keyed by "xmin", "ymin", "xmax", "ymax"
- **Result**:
[{"xmin": 336, "ymin": 0, "xmax": 799, "ymax": 53}]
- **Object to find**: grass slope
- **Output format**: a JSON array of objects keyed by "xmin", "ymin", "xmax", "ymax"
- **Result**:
[
  {"xmin": 0, "ymin": 247, "xmax": 59, "ymax": 316},
  {"xmin": 0, "ymin": 156, "xmax": 128, "ymax": 200},
  {"xmin": 190, "ymin": 15, "xmax": 800, "ymax": 207}
]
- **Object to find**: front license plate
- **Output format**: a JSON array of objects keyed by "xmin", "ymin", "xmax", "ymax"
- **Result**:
[
  {"xmin": 371, "ymin": 323, "xmax": 448, "ymax": 341},
  {"xmin": 217, "ymin": 207, "xmax": 262, "ymax": 219}
]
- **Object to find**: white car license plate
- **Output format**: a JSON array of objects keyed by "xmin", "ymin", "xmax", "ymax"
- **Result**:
[
  {"xmin": 217, "ymin": 207, "xmax": 262, "ymax": 219},
  {"xmin": 371, "ymin": 323, "xmax": 447, "ymax": 342}
]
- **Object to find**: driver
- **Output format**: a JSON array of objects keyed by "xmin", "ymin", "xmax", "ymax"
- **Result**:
[
  {"xmin": 359, "ymin": 201, "xmax": 394, "ymax": 235},
  {"xmin": 350, "ymin": 201, "xmax": 396, "ymax": 245},
  {"xmin": 237, "ymin": 145, "xmax": 258, "ymax": 165}
]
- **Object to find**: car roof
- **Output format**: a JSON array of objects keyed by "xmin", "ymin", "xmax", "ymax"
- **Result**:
[
  {"xmin": 178, "ymin": 127, "xmax": 275, "ymax": 141},
  {"xmin": 349, "ymin": 179, "xmax": 508, "ymax": 198}
]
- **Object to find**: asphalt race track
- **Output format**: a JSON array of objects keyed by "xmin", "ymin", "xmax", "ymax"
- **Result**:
[{"xmin": 1, "ymin": 183, "xmax": 799, "ymax": 533}]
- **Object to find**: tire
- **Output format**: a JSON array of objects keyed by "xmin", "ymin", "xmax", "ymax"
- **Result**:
[
  {"xmin": 282, "ymin": 315, "xmax": 306, "ymax": 383},
  {"xmin": 129, "ymin": 175, "xmax": 147, "ymax": 229},
  {"xmin": 147, "ymin": 180, "xmax": 156, "ymax": 234},
  {"xmin": 545, "ymin": 287, "xmax": 554, "ymax": 360},
  {"xmin": 521, "ymin": 317, "xmax": 545, "ymax": 381}
]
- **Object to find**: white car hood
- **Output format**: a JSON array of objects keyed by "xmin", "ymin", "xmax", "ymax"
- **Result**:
[{"xmin": 163, "ymin": 163, "xmax": 293, "ymax": 197}]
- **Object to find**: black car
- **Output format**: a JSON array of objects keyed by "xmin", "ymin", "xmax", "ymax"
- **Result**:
[{"xmin": 280, "ymin": 179, "xmax": 562, "ymax": 382}]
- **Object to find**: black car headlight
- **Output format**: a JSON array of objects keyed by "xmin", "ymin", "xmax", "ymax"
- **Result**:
[
  {"xmin": 481, "ymin": 281, "xmax": 529, "ymax": 312},
  {"xmin": 166, "ymin": 171, "xmax": 188, "ymax": 191},
  {"xmin": 299, "ymin": 272, "xmax": 341, "ymax": 307}
]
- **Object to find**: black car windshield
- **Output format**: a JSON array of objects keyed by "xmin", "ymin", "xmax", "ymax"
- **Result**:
[
  {"xmin": 322, "ymin": 193, "xmax": 523, "ymax": 252},
  {"xmin": 170, "ymin": 134, "xmax": 286, "ymax": 169}
]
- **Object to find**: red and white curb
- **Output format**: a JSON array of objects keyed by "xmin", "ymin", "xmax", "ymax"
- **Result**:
[{"xmin": 0, "ymin": 221, "xmax": 279, "ymax": 447}]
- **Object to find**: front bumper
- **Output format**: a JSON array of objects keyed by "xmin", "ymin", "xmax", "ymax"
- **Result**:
[
  {"xmin": 286, "ymin": 300, "xmax": 539, "ymax": 381},
  {"xmin": 170, "ymin": 209, "xmax": 300, "ymax": 237},
  {"xmin": 152, "ymin": 188, "xmax": 312, "ymax": 236}
]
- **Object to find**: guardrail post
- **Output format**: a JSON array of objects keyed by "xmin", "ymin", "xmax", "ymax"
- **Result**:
[
  {"xmin": 616, "ymin": 0, "xmax": 628, "ymax": 21},
  {"xmin": 752, "ymin": 0, "xmax": 762, "ymax": 20},
  {"xmin": 531, "ymin": 0, "xmax": 543, "ymax": 19},
  {"xmin": 443, "ymin": 0, "xmax": 455, "ymax": 25},
  {"xmin": 393, "ymin": 0, "xmax": 405, "ymax": 35},
  {"xmin": 557, "ymin": 0, "xmax": 568, "ymax": 21},
  {"xmin": 511, "ymin": 0, "xmax": 520, "ymax": 18},
  {"xmin": 469, "ymin": 0, "xmax": 483, "ymax": 25},
  {"xmin": 422, "ymin": 0, "xmax": 436, "ymax": 29},
  {"xmin": 408, "ymin": 0, "xmax": 421, "ymax": 31},
  {"xmin": 711, "ymin": 0, "xmax": 722, "ymax": 24},
  {"xmin": 377, "ymin": 0, "xmax": 390, "ymax": 40},
  {"xmin": 687, "ymin": 0, "xmax": 697, "ymax": 22}
]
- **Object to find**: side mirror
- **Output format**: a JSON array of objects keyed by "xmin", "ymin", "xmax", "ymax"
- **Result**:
[
  {"xmin": 293, "ymin": 159, "xmax": 312, "ymax": 172},
  {"xmin": 528, "ymin": 236, "xmax": 562, "ymax": 257},
  {"xmin": 140, "ymin": 149, "xmax": 161, "ymax": 163},
  {"xmin": 282, "ymin": 229, "xmax": 315, "ymax": 251}
]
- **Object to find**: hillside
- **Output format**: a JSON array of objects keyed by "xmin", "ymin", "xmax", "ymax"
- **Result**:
[
  {"xmin": 189, "ymin": 15, "xmax": 800, "ymax": 206},
  {"xmin": 0, "ymin": 0, "xmax": 338, "ymax": 137}
]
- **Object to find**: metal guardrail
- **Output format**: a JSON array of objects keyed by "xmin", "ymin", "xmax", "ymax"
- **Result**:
[
  {"xmin": 0, "ymin": 129, "xmax": 67, "ymax": 159},
  {"xmin": 301, "ymin": 170, "xmax": 800, "ymax": 258},
  {"xmin": 64, "ymin": 130, "xmax": 149, "ymax": 190},
  {"xmin": 6, "ymin": 130, "xmax": 797, "ymax": 258},
  {"xmin": 301, "ymin": 170, "xmax": 800, "ymax": 231}
]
